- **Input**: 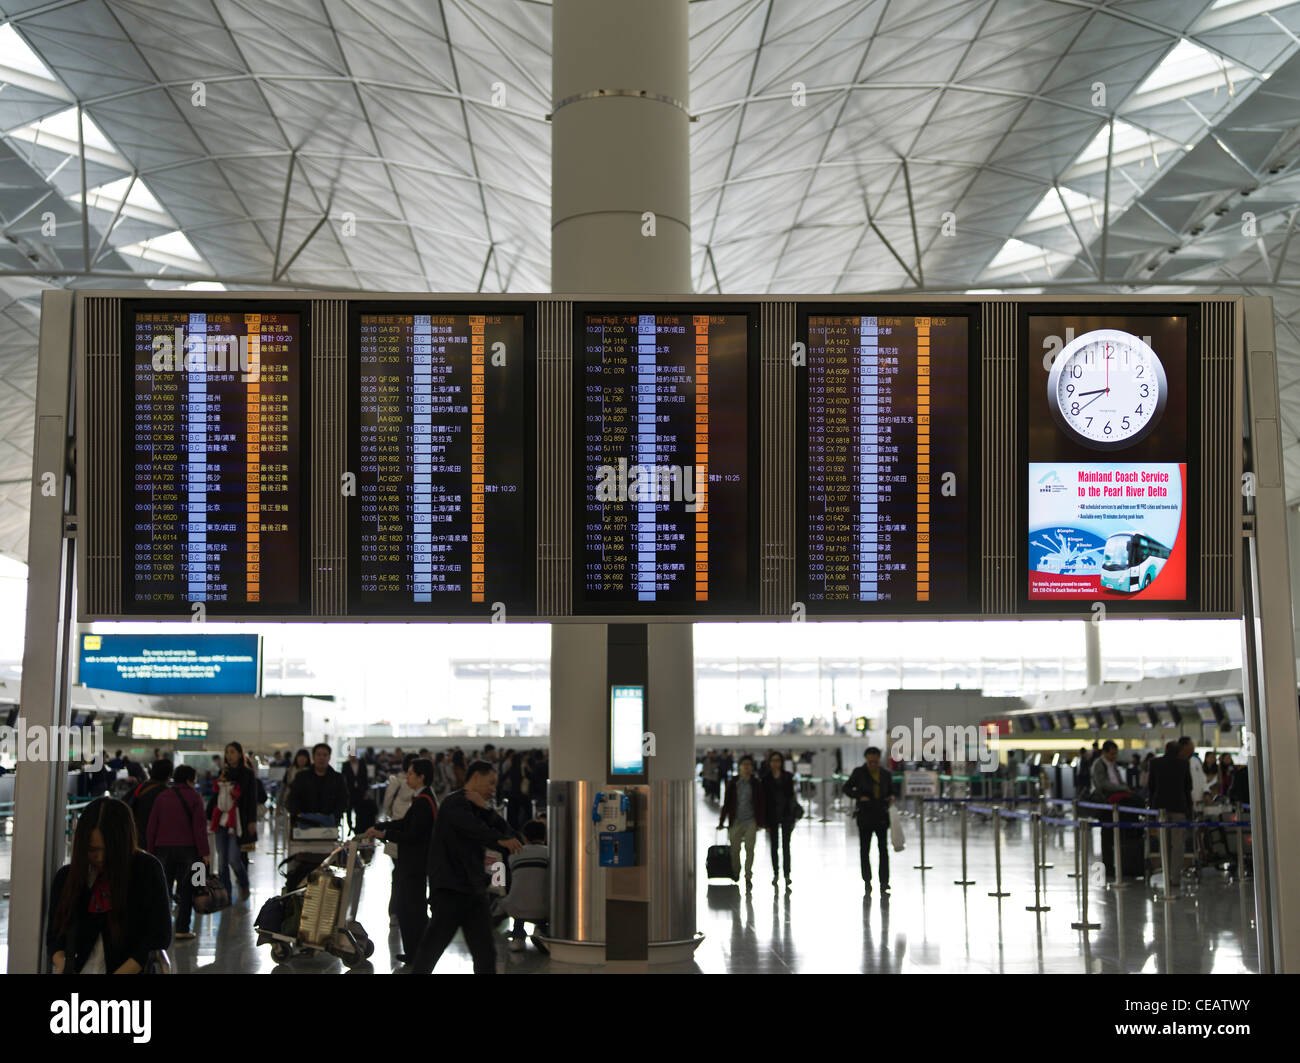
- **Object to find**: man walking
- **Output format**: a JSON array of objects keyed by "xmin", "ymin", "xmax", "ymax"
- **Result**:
[
  {"xmin": 1147, "ymin": 737, "xmax": 1194, "ymax": 893},
  {"xmin": 843, "ymin": 747, "xmax": 894, "ymax": 893},
  {"xmin": 410, "ymin": 760, "xmax": 521, "ymax": 974},
  {"xmin": 718, "ymin": 754, "xmax": 765, "ymax": 890}
]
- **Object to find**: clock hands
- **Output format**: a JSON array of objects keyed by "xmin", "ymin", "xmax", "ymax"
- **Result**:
[
  {"xmin": 1077, "ymin": 391, "xmax": 1107, "ymax": 413},
  {"xmin": 1074, "ymin": 387, "xmax": 1107, "ymax": 397}
]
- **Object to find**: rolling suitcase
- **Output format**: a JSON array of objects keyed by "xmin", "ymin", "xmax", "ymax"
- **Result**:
[{"xmin": 706, "ymin": 844, "xmax": 737, "ymax": 881}]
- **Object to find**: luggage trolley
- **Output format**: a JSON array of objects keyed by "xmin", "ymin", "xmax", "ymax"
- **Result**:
[
  {"xmin": 282, "ymin": 815, "xmax": 344, "ymax": 892},
  {"xmin": 255, "ymin": 836, "xmax": 375, "ymax": 967}
]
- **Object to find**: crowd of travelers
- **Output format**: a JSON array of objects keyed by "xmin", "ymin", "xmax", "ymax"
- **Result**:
[{"xmin": 47, "ymin": 740, "xmax": 552, "ymax": 974}]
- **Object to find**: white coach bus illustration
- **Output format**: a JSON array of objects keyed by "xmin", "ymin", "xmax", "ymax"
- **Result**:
[{"xmin": 1099, "ymin": 531, "xmax": 1171, "ymax": 593}]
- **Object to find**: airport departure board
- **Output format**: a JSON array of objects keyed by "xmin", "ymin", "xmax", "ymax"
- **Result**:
[
  {"xmin": 577, "ymin": 308, "xmax": 757, "ymax": 614},
  {"xmin": 351, "ymin": 308, "xmax": 533, "ymax": 614},
  {"xmin": 124, "ymin": 306, "xmax": 306, "ymax": 614},
  {"xmin": 800, "ymin": 310, "xmax": 973, "ymax": 611}
]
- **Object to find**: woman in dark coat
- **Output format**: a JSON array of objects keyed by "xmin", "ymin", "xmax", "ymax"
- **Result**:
[
  {"xmin": 761, "ymin": 751, "xmax": 798, "ymax": 890},
  {"xmin": 47, "ymin": 797, "xmax": 171, "ymax": 973}
]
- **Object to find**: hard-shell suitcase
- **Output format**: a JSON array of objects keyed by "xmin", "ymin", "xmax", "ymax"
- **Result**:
[{"xmin": 706, "ymin": 844, "xmax": 736, "ymax": 881}]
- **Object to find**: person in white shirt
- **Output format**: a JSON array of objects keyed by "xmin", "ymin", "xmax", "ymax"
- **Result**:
[
  {"xmin": 1187, "ymin": 749, "xmax": 1211, "ymax": 806},
  {"xmin": 380, "ymin": 753, "xmax": 418, "ymax": 927}
]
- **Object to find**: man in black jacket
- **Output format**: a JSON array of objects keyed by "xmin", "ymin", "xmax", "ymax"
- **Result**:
[
  {"xmin": 286, "ymin": 743, "xmax": 350, "ymax": 821},
  {"xmin": 410, "ymin": 760, "xmax": 521, "ymax": 974},
  {"xmin": 842, "ymin": 746, "xmax": 895, "ymax": 893},
  {"xmin": 284, "ymin": 743, "xmax": 350, "ymax": 890},
  {"xmin": 1148, "ymin": 738, "xmax": 1193, "ymax": 892},
  {"xmin": 128, "ymin": 759, "xmax": 172, "ymax": 842}
]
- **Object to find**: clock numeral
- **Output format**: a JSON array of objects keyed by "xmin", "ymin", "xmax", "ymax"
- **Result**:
[
  {"xmin": 1139, "ymin": 384, "xmax": 1149, "ymax": 398},
  {"xmin": 1135, "ymin": 404, "xmax": 1143, "ymax": 415},
  {"xmin": 1103, "ymin": 422, "xmax": 1112, "ymax": 435},
  {"xmin": 1135, "ymin": 365, "xmax": 1144, "ymax": 378},
  {"xmin": 1070, "ymin": 402, "xmax": 1079, "ymax": 415},
  {"xmin": 1069, "ymin": 365, "xmax": 1082, "ymax": 379},
  {"xmin": 1085, "ymin": 417, "xmax": 1093, "ymax": 428},
  {"xmin": 1121, "ymin": 416, "xmax": 1130, "ymax": 431},
  {"xmin": 1065, "ymin": 384, "xmax": 1074, "ymax": 396}
]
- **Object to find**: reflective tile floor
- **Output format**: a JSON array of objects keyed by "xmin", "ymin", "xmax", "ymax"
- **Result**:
[{"xmin": 0, "ymin": 796, "xmax": 1258, "ymax": 974}]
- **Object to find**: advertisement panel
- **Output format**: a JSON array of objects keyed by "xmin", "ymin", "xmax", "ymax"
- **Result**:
[{"xmin": 1024, "ymin": 310, "xmax": 1196, "ymax": 608}]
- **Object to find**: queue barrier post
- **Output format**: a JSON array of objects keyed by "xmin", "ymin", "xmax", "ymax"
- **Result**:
[
  {"xmin": 988, "ymin": 809, "xmax": 1010, "ymax": 898},
  {"xmin": 1037, "ymin": 799, "xmax": 1054, "ymax": 870},
  {"xmin": 1070, "ymin": 820, "xmax": 1100, "ymax": 931},
  {"xmin": 954, "ymin": 802, "xmax": 975, "ymax": 886},
  {"xmin": 1156, "ymin": 812, "xmax": 1179, "ymax": 902},
  {"xmin": 1067, "ymin": 799, "xmax": 1081, "ymax": 879},
  {"xmin": 1025, "ymin": 811, "xmax": 1050, "ymax": 913},
  {"xmin": 1108, "ymin": 804, "xmax": 1129, "ymax": 890},
  {"xmin": 914, "ymin": 796, "xmax": 933, "ymax": 870}
]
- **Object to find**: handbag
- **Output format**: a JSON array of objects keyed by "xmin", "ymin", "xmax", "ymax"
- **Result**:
[
  {"xmin": 790, "ymin": 798, "xmax": 805, "ymax": 822},
  {"xmin": 192, "ymin": 881, "xmax": 231, "ymax": 914}
]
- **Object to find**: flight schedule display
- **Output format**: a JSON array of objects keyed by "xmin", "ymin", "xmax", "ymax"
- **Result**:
[
  {"xmin": 577, "ymin": 307, "xmax": 756, "ymax": 614},
  {"xmin": 351, "ymin": 308, "xmax": 532, "ymax": 615},
  {"xmin": 801, "ymin": 310, "xmax": 973, "ymax": 612},
  {"xmin": 124, "ymin": 305, "xmax": 306, "ymax": 614}
]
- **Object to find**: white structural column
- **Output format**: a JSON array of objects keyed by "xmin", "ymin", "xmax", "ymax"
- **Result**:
[
  {"xmin": 1083, "ymin": 620, "xmax": 1101, "ymax": 687},
  {"xmin": 549, "ymin": 0, "xmax": 698, "ymax": 962},
  {"xmin": 551, "ymin": 0, "xmax": 691, "ymax": 294},
  {"xmin": 1241, "ymin": 296, "xmax": 1300, "ymax": 972},
  {"xmin": 7, "ymin": 290, "xmax": 77, "ymax": 974}
]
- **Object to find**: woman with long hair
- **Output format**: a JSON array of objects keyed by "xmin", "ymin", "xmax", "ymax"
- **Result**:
[
  {"xmin": 760, "ymin": 751, "xmax": 797, "ymax": 890},
  {"xmin": 283, "ymin": 748, "xmax": 310, "ymax": 789},
  {"xmin": 205, "ymin": 741, "xmax": 257, "ymax": 897},
  {"xmin": 47, "ymin": 798, "xmax": 171, "ymax": 973}
]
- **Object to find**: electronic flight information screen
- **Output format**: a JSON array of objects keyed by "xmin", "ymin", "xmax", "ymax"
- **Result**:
[
  {"xmin": 350, "ymin": 306, "xmax": 533, "ymax": 615},
  {"xmin": 799, "ymin": 308, "xmax": 974, "ymax": 613},
  {"xmin": 576, "ymin": 306, "xmax": 757, "ymax": 614},
  {"xmin": 124, "ymin": 304, "xmax": 307, "ymax": 614}
]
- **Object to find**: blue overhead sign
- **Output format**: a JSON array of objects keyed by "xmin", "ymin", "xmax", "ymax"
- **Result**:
[{"xmin": 79, "ymin": 633, "xmax": 261, "ymax": 695}]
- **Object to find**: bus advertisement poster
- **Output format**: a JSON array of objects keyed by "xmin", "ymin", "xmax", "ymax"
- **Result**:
[{"xmin": 1027, "ymin": 462, "xmax": 1186, "ymax": 601}]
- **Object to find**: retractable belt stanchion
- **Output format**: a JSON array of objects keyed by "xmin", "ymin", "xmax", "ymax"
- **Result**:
[
  {"xmin": 1157, "ymin": 811, "xmax": 1178, "ymax": 902},
  {"xmin": 1037, "ymin": 799, "xmax": 1053, "ymax": 870},
  {"xmin": 914, "ymin": 796, "xmax": 933, "ymax": 870},
  {"xmin": 1026, "ymin": 811, "xmax": 1050, "ymax": 913},
  {"xmin": 955, "ymin": 802, "xmax": 975, "ymax": 886},
  {"xmin": 1067, "ymin": 799, "xmax": 1082, "ymax": 879},
  {"xmin": 1109, "ymin": 804, "xmax": 1128, "ymax": 890},
  {"xmin": 1071, "ymin": 820, "xmax": 1100, "ymax": 930},
  {"xmin": 988, "ymin": 810, "xmax": 1010, "ymax": 898}
]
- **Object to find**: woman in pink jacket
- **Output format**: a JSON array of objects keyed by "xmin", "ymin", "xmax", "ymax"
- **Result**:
[{"xmin": 146, "ymin": 764, "xmax": 210, "ymax": 939}]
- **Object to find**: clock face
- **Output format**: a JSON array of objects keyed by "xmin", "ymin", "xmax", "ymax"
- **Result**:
[{"xmin": 1045, "ymin": 329, "xmax": 1168, "ymax": 451}]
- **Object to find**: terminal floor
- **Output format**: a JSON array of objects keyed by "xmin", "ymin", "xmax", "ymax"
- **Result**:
[{"xmin": 0, "ymin": 797, "xmax": 1258, "ymax": 974}]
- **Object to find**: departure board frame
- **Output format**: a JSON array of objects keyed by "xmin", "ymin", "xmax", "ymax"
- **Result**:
[
  {"xmin": 1016, "ymin": 300, "xmax": 1203, "ymax": 617},
  {"xmin": 571, "ymin": 301, "xmax": 762, "ymax": 618},
  {"xmin": 346, "ymin": 299, "xmax": 538, "ymax": 619},
  {"xmin": 795, "ymin": 302, "xmax": 983, "ymax": 617},
  {"xmin": 117, "ymin": 297, "xmax": 313, "ymax": 618}
]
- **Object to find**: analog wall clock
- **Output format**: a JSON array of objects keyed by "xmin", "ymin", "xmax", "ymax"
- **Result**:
[{"xmin": 1045, "ymin": 328, "xmax": 1168, "ymax": 450}]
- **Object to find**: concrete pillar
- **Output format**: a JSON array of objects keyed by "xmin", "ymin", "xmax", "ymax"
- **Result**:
[
  {"xmin": 548, "ymin": 0, "xmax": 698, "ymax": 963},
  {"xmin": 551, "ymin": 0, "xmax": 691, "ymax": 295},
  {"xmin": 1084, "ymin": 620, "xmax": 1102, "ymax": 687}
]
